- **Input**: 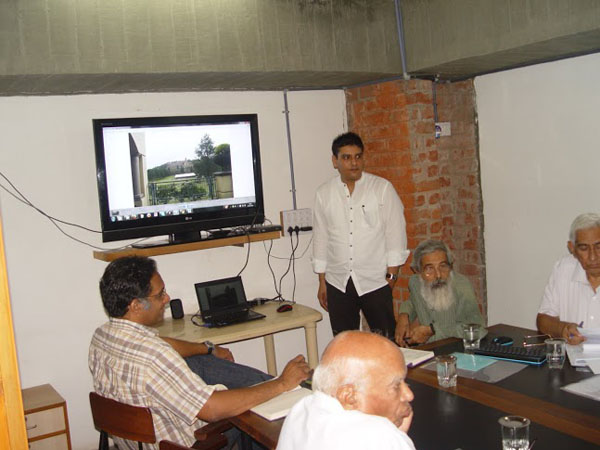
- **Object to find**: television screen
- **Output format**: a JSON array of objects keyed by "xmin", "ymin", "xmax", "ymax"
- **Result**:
[{"xmin": 93, "ymin": 114, "xmax": 264, "ymax": 243}]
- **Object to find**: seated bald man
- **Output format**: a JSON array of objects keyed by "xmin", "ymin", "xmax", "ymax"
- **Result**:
[
  {"xmin": 276, "ymin": 331, "xmax": 415, "ymax": 450},
  {"xmin": 537, "ymin": 213, "xmax": 600, "ymax": 344}
]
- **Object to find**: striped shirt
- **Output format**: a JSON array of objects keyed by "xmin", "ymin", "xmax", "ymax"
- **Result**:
[{"xmin": 89, "ymin": 318, "xmax": 224, "ymax": 449}]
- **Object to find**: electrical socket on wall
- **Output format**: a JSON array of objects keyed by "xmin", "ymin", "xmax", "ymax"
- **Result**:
[{"xmin": 280, "ymin": 208, "xmax": 313, "ymax": 235}]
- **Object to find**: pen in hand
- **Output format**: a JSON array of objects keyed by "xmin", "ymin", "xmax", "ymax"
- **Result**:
[{"xmin": 569, "ymin": 321, "xmax": 584, "ymax": 339}]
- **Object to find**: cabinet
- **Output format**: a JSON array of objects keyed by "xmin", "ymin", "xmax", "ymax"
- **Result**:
[{"xmin": 22, "ymin": 385, "xmax": 71, "ymax": 450}]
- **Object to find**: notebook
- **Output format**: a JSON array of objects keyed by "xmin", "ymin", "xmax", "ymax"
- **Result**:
[
  {"xmin": 251, "ymin": 387, "xmax": 312, "ymax": 421},
  {"xmin": 400, "ymin": 347, "xmax": 435, "ymax": 368},
  {"xmin": 194, "ymin": 276, "xmax": 266, "ymax": 327}
]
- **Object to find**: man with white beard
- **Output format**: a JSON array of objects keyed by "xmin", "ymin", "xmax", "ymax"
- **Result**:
[{"xmin": 394, "ymin": 240, "xmax": 485, "ymax": 347}]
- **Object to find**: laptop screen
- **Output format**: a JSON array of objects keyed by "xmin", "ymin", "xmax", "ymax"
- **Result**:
[{"xmin": 195, "ymin": 276, "xmax": 248, "ymax": 315}]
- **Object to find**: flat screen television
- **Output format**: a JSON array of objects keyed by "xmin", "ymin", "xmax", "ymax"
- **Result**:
[{"xmin": 93, "ymin": 114, "xmax": 265, "ymax": 244}]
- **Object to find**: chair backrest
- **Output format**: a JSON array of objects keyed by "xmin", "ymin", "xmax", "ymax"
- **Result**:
[
  {"xmin": 159, "ymin": 437, "xmax": 227, "ymax": 450},
  {"xmin": 89, "ymin": 392, "xmax": 156, "ymax": 444},
  {"xmin": 159, "ymin": 441, "xmax": 189, "ymax": 450}
]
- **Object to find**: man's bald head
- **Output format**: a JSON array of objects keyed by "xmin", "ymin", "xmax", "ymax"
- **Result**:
[{"xmin": 312, "ymin": 331, "xmax": 414, "ymax": 430}]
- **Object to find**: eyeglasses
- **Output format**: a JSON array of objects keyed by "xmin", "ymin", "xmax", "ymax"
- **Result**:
[
  {"xmin": 143, "ymin": 287, "xmax": 168, "ymax": 300},
  {"xmin": 422, "ymin": 262, "xmax": 452, "ymax": 277}
]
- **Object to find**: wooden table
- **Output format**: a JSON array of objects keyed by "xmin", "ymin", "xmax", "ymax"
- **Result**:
[
  {"xmin": 227, "ymin": 324, "xmax": 600, "ymax": 449},
  {"xmin": 154, "ymin": 302, "xmax": 322, "ymax": 376}
]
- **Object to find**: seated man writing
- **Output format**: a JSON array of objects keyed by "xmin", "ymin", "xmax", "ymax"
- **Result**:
[
  {"xmin": 537, "ymin": 213, "xmax": 600, "ymax": 344},
  {"xmin": 89, "ymin": 256, "xmax": 310, "ymax": 450},
  {"xmin": 277, "ymin": 331, "xmax": 415, "ymax": 450},
  {"xmin": 395, "ymin": 239, "xmax": 485, "ymax": 346}
]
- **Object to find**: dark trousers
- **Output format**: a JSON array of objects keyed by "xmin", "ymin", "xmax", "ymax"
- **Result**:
[{"xmin": 326, "ymin": 278, "xmax": 396, "ymax": 338}]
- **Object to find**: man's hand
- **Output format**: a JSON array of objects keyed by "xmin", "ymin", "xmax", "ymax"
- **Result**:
[
  {"xmin": 213, "ymin": 345, "xmax": 235, "ymax": 362},
  {"xmin": 278, "ymin": 355, "xmax": 311, "ymax": 391},
  {"xmin": 407, "ymin": 324, "xmax": 433, "ymax": 345},
  {"xmin": 317, "ymin": 277, "xmax": 328, "ymax": 311},
  {"xmin": 561, "ymin": 322, "xmax": 585, "ymax": 345},
  {"xmin": 395, "ymin": 314, "xmax": 410, "ymax": 347}
]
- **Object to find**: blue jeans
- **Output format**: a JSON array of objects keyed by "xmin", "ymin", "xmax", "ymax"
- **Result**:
[
  {"xmin": 184, "ymin": 354, "xmax": 273, "ymax": 388},
  {"xmin": 185, "ymin": 354, "xmax": 272, "ymax": 450}
]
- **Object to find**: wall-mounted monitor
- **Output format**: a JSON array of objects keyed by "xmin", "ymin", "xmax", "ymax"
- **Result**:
[{"xmin": 93, "ymin": 114, "xmax": 265, "ymax": 244}]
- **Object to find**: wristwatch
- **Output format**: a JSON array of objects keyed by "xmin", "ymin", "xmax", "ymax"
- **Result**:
[
  {"xmin": 386, "ymin": 273, "xmax": 398, "ymax": 281},
  {"xmin": 204, "ymin": 341, "xmax": 215, "ymax": 355}
]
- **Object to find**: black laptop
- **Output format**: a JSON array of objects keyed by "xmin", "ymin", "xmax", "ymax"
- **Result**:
[{"xmin": 194, "ymin": 276, "xmax": 266, "ymax": 327}]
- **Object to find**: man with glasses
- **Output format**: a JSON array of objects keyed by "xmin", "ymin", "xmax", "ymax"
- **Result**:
[
  {"xmin": 394, "ymin": 240, "xmax": 484, "ymax": 346},
  {"xmin": 89, "ymin": 256, "xmax": 310, "ymax": 450},
  {"xmin": 537, "ymin": 213, "xmax": 600, "ymax": 344}
]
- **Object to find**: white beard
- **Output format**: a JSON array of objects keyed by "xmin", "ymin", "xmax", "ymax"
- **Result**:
[{"xmin": 419, "ymin": 272, "xmax": 455, "ymax": 312}]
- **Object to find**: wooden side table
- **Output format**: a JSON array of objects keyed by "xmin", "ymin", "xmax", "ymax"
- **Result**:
[{"xmin": 22, "ymin": 384, "xmax": 72, "ymax": 450}]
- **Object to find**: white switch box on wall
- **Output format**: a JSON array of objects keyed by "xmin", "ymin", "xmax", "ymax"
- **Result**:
[
  {"xmin": 435, "ymin": 122, "xmax": 451, "ymax": 138},
  {"xmin": 280, "ymin": 208, "xmax": 313, "ymax": 235}
]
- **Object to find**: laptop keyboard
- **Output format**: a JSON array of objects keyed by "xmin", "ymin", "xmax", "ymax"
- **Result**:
[
  {"xmin": 211, "ymin": 310, "xmax": 250, "ymax": 326},
  {"xmin": 472, "ymin": 344, "xmax": 547, "ymax": 365}
]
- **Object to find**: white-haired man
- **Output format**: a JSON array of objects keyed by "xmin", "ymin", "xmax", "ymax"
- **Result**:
[
  {"xmin": 395, "ymin": 240, "xmax": 484, "ymax": 347},
  {"xmin": 537, "ymin": 213, "xmax": 600, "ymax": 345},
  {"xmin": 276, "ymin": 331, "xmax": 415, "ymax": 450}
]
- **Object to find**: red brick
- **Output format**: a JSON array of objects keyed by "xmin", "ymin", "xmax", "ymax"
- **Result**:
[{"xmin": 427, "ymin": 165, "xmax": 439, "ymax": 177}]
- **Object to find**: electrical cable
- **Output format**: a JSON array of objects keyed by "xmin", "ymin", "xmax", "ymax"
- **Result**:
[
  {"xmin": 276, "ymin": 230, "xmax": 299, "ymax": 302},
  {"xmin": 0, "ymin": 169, "xmax": 154, "ymax": 251},
  {"xmin": 262, "ymin": 234, "xmax": 312, "ymax": 260},
  {"xmin": 235, "ymin": 208, "xmax": 263, "ymax": 277}
]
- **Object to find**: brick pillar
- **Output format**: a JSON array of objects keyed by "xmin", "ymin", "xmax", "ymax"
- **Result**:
[{"xmin": 345, "ymin": 78, "xmax": 486, "ymax": 320}]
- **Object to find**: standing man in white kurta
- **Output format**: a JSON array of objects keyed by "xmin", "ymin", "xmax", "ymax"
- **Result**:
[{"xmin": 312, "ymin": 132, "xmax": 409, "ymax": 337}]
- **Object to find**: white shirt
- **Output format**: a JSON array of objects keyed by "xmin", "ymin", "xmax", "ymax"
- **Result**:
[
  {"xmin": 312, "ymin": 172, "xmax": 409, "ymax": 296},
  {"xmin": 538, "ymin": 254, "xmax": 600, "ymax": 328},
  {"xmin": 276, "ymin": 391, "xmax": 416, "ymax": 450}
]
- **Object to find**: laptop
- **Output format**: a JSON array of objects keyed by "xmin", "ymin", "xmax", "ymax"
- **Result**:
[{"xmin": 195, "ymin": 276, "xmax": 266, "ymax": 327}]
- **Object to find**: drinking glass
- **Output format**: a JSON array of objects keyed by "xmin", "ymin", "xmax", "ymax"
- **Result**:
[
  {"xmin": 436, "ymin": 354, "xmax": 457, "ymax": 388},
  {"xmin": 498, "ymin": 415, "xmax": 530, "ymax": 450},
  {"xmin": 462, "ymin": 323, "xmax": 482, "ymax": 352},
  {"xmin": 545, "ymin": 338, "xmax": 566, "ymax": 369}
]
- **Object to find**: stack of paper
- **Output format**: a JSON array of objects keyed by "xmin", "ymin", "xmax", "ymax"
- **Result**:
[
  {"xmin": 566, "ymin": 327, "xmax": 600, "ymax": 374},
  {"xmin": 561, "ymin": 375, "xmax": 600, "ymax": 401},
  {"xmin": 581, "ymin": 328, "xmax": 600, "ymax": 352},
  {"xmin": 250, "ymin": 387, "xmax": 312, "ymax": 421},
  {"xmin": 400, "ymin": 347, "xmax": 435, "ymax": 368}
]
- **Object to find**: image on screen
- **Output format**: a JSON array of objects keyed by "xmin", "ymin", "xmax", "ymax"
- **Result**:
[{"xmin": 102, "ymin": 121, "xmax": 256, "ymax": 223}]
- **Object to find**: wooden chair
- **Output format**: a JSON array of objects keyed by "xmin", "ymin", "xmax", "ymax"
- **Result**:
[
  {"xmin": 89, "ymin": 392, "xmax": 230, "ymax": 450},
  {"xmin": 159, "ymin": 433, "xmax": 227, "ymax": 450},
  {"xmin": 89, "ymin": 392, "xmax": 156, "ymax": 450}
]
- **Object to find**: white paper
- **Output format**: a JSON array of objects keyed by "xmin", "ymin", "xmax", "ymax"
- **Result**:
[
  {"xmin": 561, "ymin": 375, "xmax": 600, "ymax": 401},
  {"xmin": 400, "ymin": 347, "xmax": 435, "ymax": 368},
  {"xmin": 587, "ymin": 360, "xmax": 600, "ymax": 375},
  {"xmin": 566, "ymin": 343, "xmax": 600, "ymax": 367},
  {"xmin": 250, "ymin": 387, "xmax": 312, "ymax": 421}
]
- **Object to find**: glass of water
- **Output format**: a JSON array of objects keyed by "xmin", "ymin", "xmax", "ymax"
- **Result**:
[
  {"xmin": 462, "ymin": 323, "xmax": 482, "ymax": 352},
  {"xmin": 545, "ymin": 338, "xmax": 566, "ymax": 369},
  {"xmin": 498, "ymin": 415, "xmax": 530, "ymax": 450},
  {"xmin": 436, "ymin": 354, "xmax": 457, "ymax": 388}
]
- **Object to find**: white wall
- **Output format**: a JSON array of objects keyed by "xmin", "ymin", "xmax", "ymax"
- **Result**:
[
  {"xmin": 476, "ymin": 52, "xmax": 600, "ymax": 328},
  {"xmin": 0, "ymin": 90, "xmax": 345, "ymax": 449}
]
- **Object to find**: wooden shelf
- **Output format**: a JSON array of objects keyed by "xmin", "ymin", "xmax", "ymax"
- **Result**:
[{"xmin": 93, "ymin": 231, "xmax": 280, "ymax": 262}]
